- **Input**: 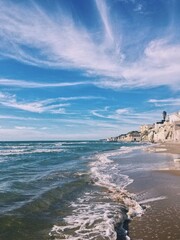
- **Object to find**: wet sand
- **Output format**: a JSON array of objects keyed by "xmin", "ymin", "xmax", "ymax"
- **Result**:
[{"xmin": 127, "ymin": 143, "xmax": 180, "ymax": 240}]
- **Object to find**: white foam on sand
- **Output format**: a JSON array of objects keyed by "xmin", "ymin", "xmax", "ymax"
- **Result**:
[
  {"xmin": 90, "ymin": 146, "xmax": 146, "ymax": 218},
  {"xmin": 138, "ymin": 196, "xmax": 167, "ymax": 205}
]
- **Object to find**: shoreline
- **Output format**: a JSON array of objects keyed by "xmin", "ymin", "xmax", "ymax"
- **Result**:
[{"xmin": 126, "ymin": 142, "xmax": 180, "ymax": 240}]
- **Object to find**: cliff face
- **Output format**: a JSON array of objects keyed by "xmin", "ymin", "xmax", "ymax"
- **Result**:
[
  {"xmin": 107, "ymin": 131, "xmax": 141, "ymax": 142},
  {"xmin": 141, "ymin": 121, "xmax": 180, "ymax": 143}
]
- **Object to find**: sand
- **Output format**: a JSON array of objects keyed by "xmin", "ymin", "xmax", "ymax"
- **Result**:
[
  {"xmin": 157, "ymin": 169, "xmax": 180, "ymax": 176},
  {"xmin": 127, "ymin": 143, "xmax": 180, "ymax": 240},
  {"xmin": 150, "ymin": 142, "xmax": 180, "ymax": 154}
]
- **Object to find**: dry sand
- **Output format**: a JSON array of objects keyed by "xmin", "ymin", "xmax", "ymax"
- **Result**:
[
  {"xmin": 150, "ymin": 142, "xmax": 180, "ymax": 154},
  {"xmin": 157, "ymin": 169, "xmax": 180, "ymax": 176},
  {"xmin": 163, "ymin": 142, "xmax": 180, "ymax": 154}
]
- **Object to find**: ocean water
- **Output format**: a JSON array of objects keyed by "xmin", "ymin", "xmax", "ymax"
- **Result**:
[{"xmin": 0, "ymin": 141, "xmax": 173, "ymax": 240}]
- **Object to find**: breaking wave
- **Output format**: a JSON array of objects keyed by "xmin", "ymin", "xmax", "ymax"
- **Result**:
[{"xmin": 50, "ymin": 145, "xmax": 146, "ymax": 240}]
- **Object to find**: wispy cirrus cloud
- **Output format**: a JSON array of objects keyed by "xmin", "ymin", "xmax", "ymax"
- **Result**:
[
  {"xmin": 0, "ymin": 78, "xmax": 88, "ymax": 88},
  {"xmin": 0, "ymin": 92, "xmax": 102, "ymax": 114},
  {"xmin": 0, "ymin": 92, "xmax": 68, "ymax": 114},
  {"xmin": 0, "ymin": 0, "xmax": 179, "ymax": 91},
  {"xmin": 0, "ymin": 115, "xmax": 37, "ymax": 120},
  {"xmin": 96, "ymin": 39, "xmax": 180, "ymax": 90},
  {"xmin": 95, "ymin": 0, "xmax": 114, "ymax": 44},
  {"xmin": 0, "ymin": 0, "xmax": 121, "ymax": 75},
  {"xmin": 15, "ymin": 126, "xmax": 35, "ymax": 130},
  {"xmin": 91, "ymin": 107, "xmax": 161, "ymax": 125},
  {"xmin": 91, "ymin": 107, "xmax": 130, "ymax": 119},
  {"xmin": 148, "ymin": 98, "xmax": 180, "ymax": 107}
]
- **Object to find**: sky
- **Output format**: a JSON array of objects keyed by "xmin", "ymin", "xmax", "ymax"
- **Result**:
[{"xmin": 0, "ymin": 0, "xmax": 180, "ymax": 141}]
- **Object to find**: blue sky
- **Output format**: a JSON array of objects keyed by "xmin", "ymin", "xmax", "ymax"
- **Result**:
[{"xmin": 0, "ymin": 0, "xmax": 180, "ymax": 140}]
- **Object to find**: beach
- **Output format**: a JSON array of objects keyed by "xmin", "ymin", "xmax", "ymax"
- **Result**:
[
  {"xmin": 127, "ymin": 143, "xmax": 180, "ymax": 240},
  {"xmin": 150, "ymin": 142, "xmax": 180, "ymax": 155}
]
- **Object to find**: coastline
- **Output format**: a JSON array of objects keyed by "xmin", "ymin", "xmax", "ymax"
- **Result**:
[{"xmin": 126, "ymin": 142, "xmax": 180, "ymax": 240}]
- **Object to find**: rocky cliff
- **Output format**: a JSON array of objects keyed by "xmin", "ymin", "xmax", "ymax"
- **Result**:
[
  {"xmin": 141, "ymin": 121, "xmax": 180, "ymax": 143},
  {"xmin": 107, "ymin": 131, "xmax": 141, "ymax": 142}
]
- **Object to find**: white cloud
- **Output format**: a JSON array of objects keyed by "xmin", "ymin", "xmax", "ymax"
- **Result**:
[
  {"xmin": 91, "ymin": 107, "xmax": 161, "ymax": 126},
  {"xmin": 0, "ymin": 115, "xmax": 37, "ymax": 120},
  {"xmin": 90, "ymin": 110, "xmax": 106, "ymax": 119},
  {"xmin": 0, "ymin": 1, "xmax": 179, "ymax": 91},
  {"xmin": 96, "ymin": 39, "xmax": 180, "ymax": 90},
  {"xmin": 50, "ymin": 108, "xmax": 66, "ymax": 114},
  {"xmin": 0, "ymin": 0, "xmax": 121, "ymax": 75},
  {"xmin": 0, "ymin": 78, "xmax": 88, "ymax": 88},
  {"xmin": 56, "ymin": 96, "xmax": 104, "ymax": 101},
  {"xmin": 148, "ymin": 98, "xmax": 180, "ymax": 107},
  {"xmin": 134, "ymin": 4, "xmax": 143, "ymax": 13},
  {"xmin": 15, "ymin": 126, "xmax": 35, "ymax": 130},
  {"xmin": 0, "ymin": 92, "xmax": 69, "ymax": 114},
  {"xmin": 116, "ymin": 108, "xmax": 130, "ymax": 114},
  {"xmin": 0, "ymin": 92, "xmax": 103, "ymax": 114},
  {"xmin": 91, "ymin": 107, "xmax": 130, "ymax": 119},
  {"xmin": 95, "ymin": 0, "xmax": 114, "ymax": 43}
]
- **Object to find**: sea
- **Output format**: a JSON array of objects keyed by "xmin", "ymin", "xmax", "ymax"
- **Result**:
[{"xmin": 0, "ymin": 140, "xmax": 173, "ymax": 240}]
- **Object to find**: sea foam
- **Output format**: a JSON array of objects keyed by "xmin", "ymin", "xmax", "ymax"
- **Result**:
[{"xmin": 50, "ymin": 145, "xmax": 145, "ymax": 240}]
